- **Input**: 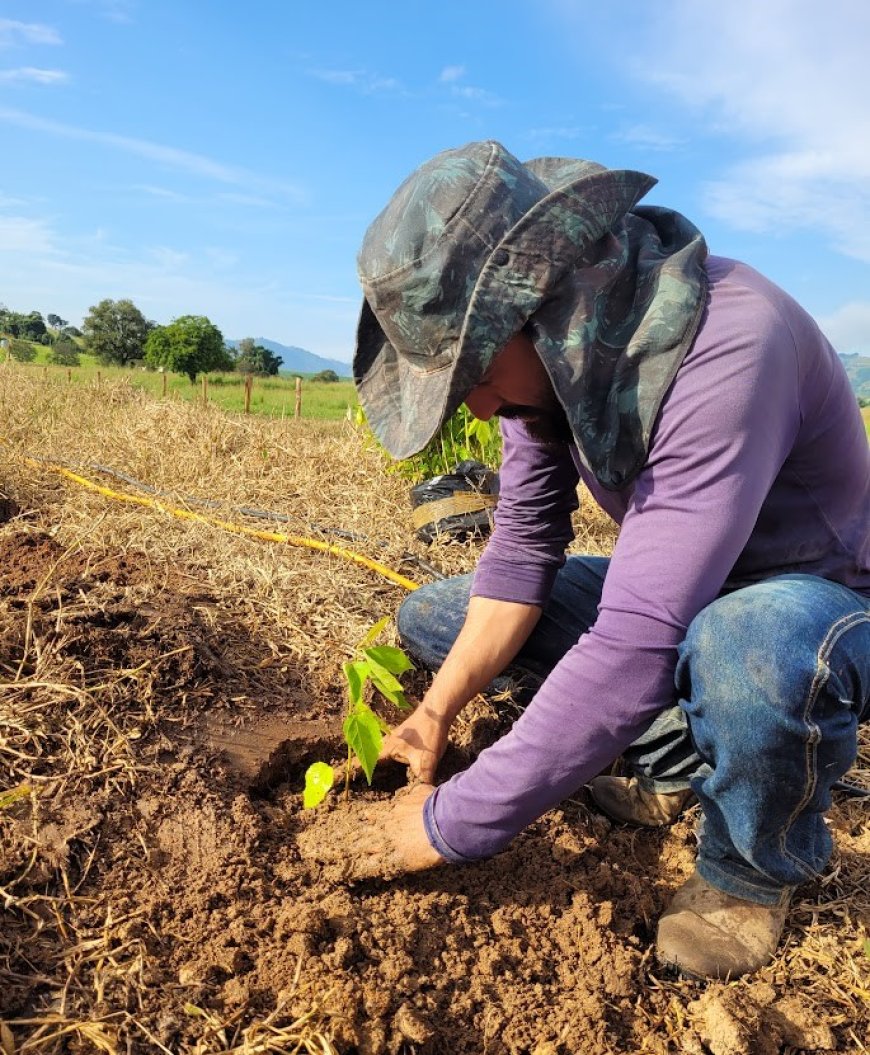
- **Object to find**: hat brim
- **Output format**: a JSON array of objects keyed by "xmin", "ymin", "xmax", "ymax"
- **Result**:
[{"xmin": 354, "ymin": 300, "xmax": 460, "ymax": 460}]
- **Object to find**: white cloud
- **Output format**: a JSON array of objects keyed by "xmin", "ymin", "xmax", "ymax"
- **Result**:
[
  {"xmin": 611, "ymin": 124, "xmax": 684, "ymax": 152},
  {"xmin": 66, "ymin": 0, "xmax": 135, "ymax": 25},
  {"xmin": 0, "ymin": 107, "xmax": 306, "ymax": 201},
  {"xmin": 814, "ymin": 301, "xmax": 870, "ymax": 355},
  {"xmin": 133, "ymin": 183, "xmax": 190, "ymax": 202},
  {"xmin": 309, "ymin": 68, "xmax": 402, "ymax": 94},
  {"xmin": 433, "ymin": 65, "xmax": 502, "ymax": 107},
  {"xmin": 0, "ymin": 67, "xmax": 69, "ymax": 85},
  {"xmin": 620, "ymin": 0, "xmax": 870, "ymax": 260},
  {"xmin": 132, "ymin": 184, "xmax": 278, "ymax": 209},
  {"xmin": 0, "ymin": 20, "xmax": 62, "ymax": 47},
  {"xmin": 0, "ymin": 214, "xmax": 59, "ymax": 254},
  {"xmin": 149, "ymin": 246, "xmax": 189, "ymax": 270},
  {"xmin": 0, "ymin": 208, "xmax": 357, "ymax": 358},
  {"xmin": 450, "ymin": 84, "xmax": 501, "ymax": 106}
]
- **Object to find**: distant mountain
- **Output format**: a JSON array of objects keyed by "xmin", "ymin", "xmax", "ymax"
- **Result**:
[
  {"xmin": 840, "ymin": 353, "xmax": 870, "ymax": 400},
  {"xmin": 228, "ymin": 338, "xmax": 351, "ymax": 378}
]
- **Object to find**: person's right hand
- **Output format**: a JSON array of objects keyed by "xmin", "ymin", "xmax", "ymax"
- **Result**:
[{"xmin": 377, "ymin": 704, "xmax": 450, "ymax": 783}]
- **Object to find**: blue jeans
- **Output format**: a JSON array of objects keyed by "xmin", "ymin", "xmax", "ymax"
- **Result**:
[{"xmin": 397, "ymin": 557, "xmax": 870, "ymax": 905}]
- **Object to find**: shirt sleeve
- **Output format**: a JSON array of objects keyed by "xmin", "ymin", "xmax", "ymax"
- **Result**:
[
  {"xmin": 470, "ymin": 417, "xmax": 580, "ymax": 607},
  {"xmin": 429, "ymin": 309, "xmax": 803, "ymax": 860}
]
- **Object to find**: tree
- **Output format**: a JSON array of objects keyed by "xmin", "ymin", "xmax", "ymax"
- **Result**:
[
  {"xmin": 312, "ymin": 369, "xmax": 340, "ymax": 383},
  {"xmin": 82, "ymin": 298, "xmax": 149, "ymax": 366},
  {"xmin": 7, "ymin": 338, "xmax": 36, "ymax": 362},
  {"xmin": 0, "ymin": 308, "xmax": 46, "ymax": 341},
  {"xmin": 47, "ymin": 313, "xmax": 68, "ymax": 330},
  {"xmin": 48, "ymin": 339, "xmax": 81, "ymax": 366},
  {"xmin": 144, "ymin": 315, "xmax": 232, "ymax": 382},
  {"xmin": 235, "ymin": 337, "xmax": 283, "ymax": 377}
]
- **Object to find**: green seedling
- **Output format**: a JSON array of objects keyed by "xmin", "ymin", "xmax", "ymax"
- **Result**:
[
  {"xmin": 302, "ymin": 762, "xmax": 334, "ymax": 808},
  {"xmin": 303, "ymin": 617, "xmax": 414, "ymax": 808},
  {"xmin": 353, "ymin": 402, "xmax": 501, "ymax": 481}
]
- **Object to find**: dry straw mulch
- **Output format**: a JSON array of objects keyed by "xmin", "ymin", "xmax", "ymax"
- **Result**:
[{"xmin": 0, "ymin": 365, "xmax": 867, "ymax": 1055}]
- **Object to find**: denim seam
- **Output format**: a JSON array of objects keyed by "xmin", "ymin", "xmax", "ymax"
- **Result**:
[
  {"xmin": 778, "ymin": 610, "xmax": 870, "ymax": 879},
  {"xmin": 698, "ymin": 857, "xmax": 794, "ymax": 905}
]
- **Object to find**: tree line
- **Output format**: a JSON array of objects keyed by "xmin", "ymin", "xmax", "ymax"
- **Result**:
[{"xmin": 0, "ymin": 299, "xmax": 283, "ymax": 382}]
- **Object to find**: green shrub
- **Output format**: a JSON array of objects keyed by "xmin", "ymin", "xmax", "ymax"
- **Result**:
[
  {"xmin": 48, "ymin": 339, "xmax": 81, "ymax": 367},
  {"xmin": 7, "ymin": 338, "xmax": 36, "ymax": 363}
]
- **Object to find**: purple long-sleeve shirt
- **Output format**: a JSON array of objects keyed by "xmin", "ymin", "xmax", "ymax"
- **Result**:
[{"xmin": 424, "ymin": 256, "xmax": 870, "ymax": 861}]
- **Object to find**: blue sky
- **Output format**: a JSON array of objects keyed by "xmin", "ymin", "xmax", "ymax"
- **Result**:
[{"xmin": 1, "ymin": 0, "xmax": 868, "ymax": 363}]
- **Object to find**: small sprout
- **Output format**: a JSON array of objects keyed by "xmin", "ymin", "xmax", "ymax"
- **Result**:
[
  {"xmin": 301, "ymin": 618, "xmax": 415, "ymax": 807},
  {"xmin": 303, "ymin": 762, "xmax": 335, "ymax": 809}
]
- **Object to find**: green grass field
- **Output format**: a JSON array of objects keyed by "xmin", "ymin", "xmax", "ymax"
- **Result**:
[
  {"xmin": 6, "ymin": 346, "xmax": 358, "ymax": 421},
  {"xmin": 8, "ymin": 343, "xmax": 870, "ymax": 434}
]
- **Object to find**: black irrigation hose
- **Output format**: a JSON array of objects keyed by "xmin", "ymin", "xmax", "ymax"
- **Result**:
[{"xmin": 832, "ymin": 779, "xmax": 870, "ymax": 799}]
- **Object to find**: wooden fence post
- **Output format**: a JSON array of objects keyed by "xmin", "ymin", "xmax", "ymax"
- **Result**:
[
  {"xmin": 202, "ymin": 375, "xmax": 208, "ymax": 404},
  {"xmin": 67, "ymin": 368, "xmax": 72, "ymax": 383},
  {"xmin": 244, "ymin": 374, "xmax": 252, "ymax": 414},
  {"xmin": 162, "ymin": 372, "xmax": 167, "ymax": 398},
  {"xmin": 295, "ymin": 377, "xmax": 302, "ymax": 419},
  {"xmin": 97, "ymin": 370, "xmax": 101, "ymax": 384}
]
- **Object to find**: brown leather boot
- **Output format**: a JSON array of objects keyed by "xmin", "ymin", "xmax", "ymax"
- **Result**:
[
  {"xmin": 588, "ymin": 775, "xmax": 696, "ymax": 827},
  {"xmin": 656, "ymin": 870, "xmax": 790, "ymax": 979}
]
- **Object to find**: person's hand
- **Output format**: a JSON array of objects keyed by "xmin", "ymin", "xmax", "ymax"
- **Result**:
[
  {"xmin": 297, "ymin": 783, "xmax": 446, "ymax": 880},
  {"xmin": 375, "ymin": 704, "xmax": 450, "ymax": 783},
  {"xmin": 359, "ymin": 782, "xmax": 444, "ymax": 874}
]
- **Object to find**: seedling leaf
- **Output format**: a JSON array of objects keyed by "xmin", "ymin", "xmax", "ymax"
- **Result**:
[
  {"xmin": 364, "ymin": 656, "xmax": 404, "ymax": 692},
  {"xmin": 364, "ymin": 645, "xmax": 414, "ymax": 675},
  {"xmin": 303, "ymin": 762, "xmax": 335, "ymax": 808},
  {"xmin": 365, "ymin": 657, "xmax": 412, "ymax": 710},
  {"xmin": 343, "ymin": 701, "xmax": 383, "ymax": 784},
  {"xmin": 0, "ymin": 785, "xmax": 31, "ymax": 810},
  {"xmin": 370, "ymin": 676, "xmax": 410, "ymax": 710},
  {"xmin": 359, "ymin": 615, "xmax": 390, "ymax": 650},
  {"xmin": 342, "ymin": 660, "xmax": 369, "ymax": 708}
]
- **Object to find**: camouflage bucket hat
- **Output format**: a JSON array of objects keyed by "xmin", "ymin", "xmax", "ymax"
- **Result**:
[{"xmin": 354, "ymin": 140, "xmax": 657, "ymax": 461}]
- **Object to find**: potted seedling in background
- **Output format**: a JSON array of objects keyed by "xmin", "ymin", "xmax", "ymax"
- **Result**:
[{"xmin": 303, "ymin": 617, "xmax": 414, "ymax": 808}]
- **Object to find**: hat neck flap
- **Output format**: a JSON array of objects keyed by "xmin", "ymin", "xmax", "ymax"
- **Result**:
[{"xmin": 527, "ymin": 202, "xmax": 708, "ymax": 490}]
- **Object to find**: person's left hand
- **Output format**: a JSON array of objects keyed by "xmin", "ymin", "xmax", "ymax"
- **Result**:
[{"xmin": 296, "ymin": 783, "xmax": 447, "ymax": 881}]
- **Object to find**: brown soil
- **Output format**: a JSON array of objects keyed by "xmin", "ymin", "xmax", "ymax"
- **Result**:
[{"xmin": 1, "ymin": 527, "xmax": 867, "ymax": 1055}]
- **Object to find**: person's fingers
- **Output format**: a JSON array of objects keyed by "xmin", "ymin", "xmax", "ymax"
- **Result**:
[
  {"xmin": 381, "ymin": 734, "xmax": 412, "ymax": 763},
  {"xmin": 417, "ymin": 758, "xmax": 436, "ymax": 783}
]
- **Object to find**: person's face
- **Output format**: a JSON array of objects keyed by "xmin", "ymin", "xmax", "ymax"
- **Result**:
[{"xmin": 463, "ymin": 332, "xmax": 572, "ymax": 443}]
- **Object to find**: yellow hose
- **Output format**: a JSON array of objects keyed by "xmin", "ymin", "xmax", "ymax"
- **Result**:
[{"xmin": 18, "ymin": 455, "xmax": 421, "ymax": 592}]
